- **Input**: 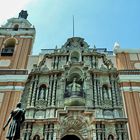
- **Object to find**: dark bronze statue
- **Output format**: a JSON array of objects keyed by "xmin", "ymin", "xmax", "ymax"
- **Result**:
[{"xmin": 3, "ymin": 102, "xmax": 25, "ymax": 140}]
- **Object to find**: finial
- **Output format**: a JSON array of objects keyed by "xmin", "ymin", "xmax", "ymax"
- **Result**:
[
  {"xmin": 113, "ymin": 41, "xmax": 120, "ymax": 54},
  {"xmin": 18, "ymin": 10, "xmax": 28, "ymax": 19},
  {"xmin": 114, "ymin": 42, "xmax": 120, "ymax": 50}
]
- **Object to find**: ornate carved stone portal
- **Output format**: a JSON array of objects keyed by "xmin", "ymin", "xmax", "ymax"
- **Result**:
[{"xmin": 20, "ymin": 37, "xmax": 128, "ymax": 140}]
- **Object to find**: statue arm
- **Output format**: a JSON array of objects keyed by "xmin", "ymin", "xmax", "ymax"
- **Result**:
[{"xmin": 3, "ymin": 113, "xmax": 12, "ymax": 130}]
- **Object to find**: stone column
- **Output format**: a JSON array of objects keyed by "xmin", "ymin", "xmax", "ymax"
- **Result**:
[
  {"xmin": 53, "ymin": 125, "xmax": 57, "ymax": 140},
  {"xmin": 118, "ymin": 132, "xmax": 122, "ymax": 140},
  {"xmin": 85, "ymin": 75, "xmax": 93, "ymax": 107},
  {"xmin": 93, "ymin": 75, "xmax": 98, "ymax": 107},
  {"xmin": 97, "ymin": 132, "xmax": 101, "ymax": 140},
  {"xmin": 56, "ymin": 56, "xmax": 59, "ymax": 70},
  {"xmin": 21, "ymin": 125, "xmax": 27, "ymax": 140},
  {"xmin": 57, "ymin": 77, "xmax": 65, "ymax": 107},
  {"xmin": 51, "ymin": 74, "xmax": 57, "ymax": 106},
  {"xmin": 27, "ymin": 78, "xmax": 34, "ymax": 107},
  {"xmin": 97, "ymin": 79, "xmax": 101, "ymax": 106},
  {"xmin": 59, "ymin": 56, "xmax": 66, "ymax": 69},
  {"xmin": 100, "ymin": 85, "xmax": 103, "ymax": 105},
  {"xmin": 48, "ymin": 124, "xmax": 53, "ymax": 140},
  {"xmin": 48, "ymin": 75, "xmax": 53, "ymax": 106},
  {"xmin": 45, "ymin": 87, "xmax": 49, "ymax": 101},
  {"xmin": 36, "ymin": 87, "xmax": 40, "ymax": 101},
  {"xmin": 115, "ymin": 81, "xmax": 121, "ymax": 106},
  {"xmin": 31, "ymin": 75, "xmax": 38, "ymax": 106},
  {"xmin": 44, "ymin": 125, "xmax": 48, "ymax": 140},
  {"xmin": 26, "ymin": 128, "xmax": 31, "ymax": 140},
  {"xmin": 95, "ymin": 57, "xmax": 98, "ymax": 68},
  {"xmin": 123, "ymin": 132, "xmax": 128, "ymax": 140},
  {"xmin": 110, "ymin": 75, "xmax": 117, "ymax": 107}
]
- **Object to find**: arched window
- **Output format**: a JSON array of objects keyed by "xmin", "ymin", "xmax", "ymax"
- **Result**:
[
  {"xmin": 33, "ymin": 135, "xmax": 40, "ymax": 140},
  {"xmin": 108, "ymin": 134, "xmax": 114, "ymax": 140},
  {"xmin": 71, "ymin": 51, "xmax": 80, "ymax": 62},
  {"xmin": 13, "ymin": 24, "xmax": 19, "ymax": 31},
  {"xmin": 1, "ymin": 39, "xmax": 16, "ymax": 56},
  {"xmin": 38, "ymin": 84, "xmax": 46, "ymax": 100}
]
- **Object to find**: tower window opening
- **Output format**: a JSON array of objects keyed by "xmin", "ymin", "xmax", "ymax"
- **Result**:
[
  {"xmin": 13, "ymin": 24, "xmax": 19, "ymax": 31},
  {"xmin": 1, "ymin": 39, "xmax": 16, "ymax": 56}
]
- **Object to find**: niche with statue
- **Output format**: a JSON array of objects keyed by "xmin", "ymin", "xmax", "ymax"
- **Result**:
[
  {"xmin": 64, "ymin": 68, "xmax": 85, "ymax": 106},
  {"xmin": 35, "ymin": 84, "xmax": 47, "ymax": 109}
]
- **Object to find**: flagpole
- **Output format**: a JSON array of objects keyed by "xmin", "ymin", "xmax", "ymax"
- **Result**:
[{"xmin": 73, "ymin": 15, "xmax": 75, "ymax": 37}]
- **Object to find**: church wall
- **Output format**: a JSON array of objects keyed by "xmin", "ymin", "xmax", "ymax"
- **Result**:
[
  {"xmin": 123, "ymin": 91, "xmax": 140, "ymax": 140},
  {"xmin": 115, "ymin": 48, "xmax": 140, "ymax": 140}
]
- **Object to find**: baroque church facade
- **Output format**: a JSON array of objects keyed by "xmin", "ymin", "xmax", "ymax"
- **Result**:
[
  {"xmin": 0, "ymin": 11, "xmax": 140, "ymax": 140},
  {"xmin": 21, "ymin": 37, "xmax": 128, "ymax": 140}
]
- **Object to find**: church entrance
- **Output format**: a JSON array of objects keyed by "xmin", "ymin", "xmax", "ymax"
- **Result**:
[{"xmin": 61, "ymin": 135, "xmax": 80, "ymax": 140}]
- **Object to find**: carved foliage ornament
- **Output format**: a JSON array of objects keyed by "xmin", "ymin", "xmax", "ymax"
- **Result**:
[{"xmin": 61, "ymin": 116, "xmax": 88, "ymax": 137}]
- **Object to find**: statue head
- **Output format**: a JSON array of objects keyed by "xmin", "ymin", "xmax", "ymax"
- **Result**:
[{"xmin": 16, "ymin": 102, "xmax": 21, "ymax": 108}]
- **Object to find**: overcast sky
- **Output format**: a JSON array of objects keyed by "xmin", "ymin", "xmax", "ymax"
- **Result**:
[{"xmin": 0, "ymin": 0, "xmax": 140, "ymax": 54}]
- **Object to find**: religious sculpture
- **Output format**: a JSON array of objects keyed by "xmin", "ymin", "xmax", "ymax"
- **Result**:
[
  {"xmin": 39, "ymin": 87, "xmax": 45, "ymax": 99},
  {"xmin": 66, "ymin": 78, "xmax": 82, "ymax": 96},
  {"xmin": 3, "ymin": 102, "xmax": 25, "ymax": 140}
]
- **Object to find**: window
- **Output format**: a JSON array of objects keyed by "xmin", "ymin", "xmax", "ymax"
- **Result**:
[
  {"xmin": 1, "ymin": 39, "xmax": 16, "ymax": 56},
  {"xmin": 13, "ymin": 24, "xmax": 19, "ymax": 31}
]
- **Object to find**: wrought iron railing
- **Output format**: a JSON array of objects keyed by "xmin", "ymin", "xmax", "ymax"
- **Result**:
[{"xmin": 64, "ymin": 90, "xmax": 85, "ymax": 98}]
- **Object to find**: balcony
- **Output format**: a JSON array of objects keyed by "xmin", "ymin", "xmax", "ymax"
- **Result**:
[
  {"xmin": 64, "ymin": 90, "xmax": 85, "ymax": 106},
  {"xmin": 1, "ymin": 48, "xmax": 14, "ymax": 56}
]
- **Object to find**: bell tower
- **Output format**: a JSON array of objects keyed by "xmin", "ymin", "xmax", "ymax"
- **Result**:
[{"xmin": 0, "ymin": 10, "xmax": 35, "ymax": 139}]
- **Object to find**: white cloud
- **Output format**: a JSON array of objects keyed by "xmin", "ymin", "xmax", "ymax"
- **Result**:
[{"xmin": 0, "ymin": 0, "xmax": 33, "ymax": 25}]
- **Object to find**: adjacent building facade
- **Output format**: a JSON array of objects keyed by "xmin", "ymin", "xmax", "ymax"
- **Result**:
[
  {"xmin": 115, "ymin": 47, "xmax": 140, "ymax": 139},
  {"xmin": 0, "ymin": 12, "xmax": 140, "ymax": 140},
  {"xmin": 0, "ymin": 11, "xmax": 35, "ymax": 140}
]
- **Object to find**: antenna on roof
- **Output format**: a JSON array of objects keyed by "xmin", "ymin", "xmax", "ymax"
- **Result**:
[{"xmin": 73, "ymin": 15, "xmax": 75, "ymax": 37}]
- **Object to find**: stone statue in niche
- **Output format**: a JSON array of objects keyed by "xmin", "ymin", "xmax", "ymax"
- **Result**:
[
  {"xmin": 102, "ymin": 86, "xmax": 109, "ymax": 100},
  {"xmin": 70, "ymin": 78, "xmax": 80, "ymax": 91},
  {"xmin": 3, "ymin": 102, "xmax": 25, "ymax": 140},
  {"xmin": 39, "ymin": 87, "xmax": 46, "ymax": 100},
  {"xmin": 65, "ymin": 78, "xmax": 83, "ymax": 97}
]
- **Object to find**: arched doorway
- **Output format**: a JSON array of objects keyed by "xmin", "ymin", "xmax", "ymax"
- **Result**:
[{"xmin": 61, "ymin": 135, "xmax": 80, "ymax": 140}]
